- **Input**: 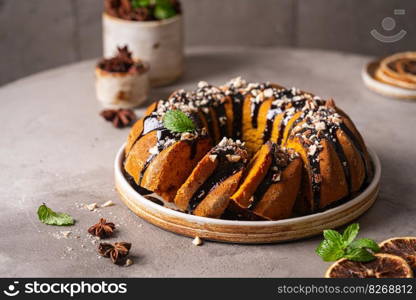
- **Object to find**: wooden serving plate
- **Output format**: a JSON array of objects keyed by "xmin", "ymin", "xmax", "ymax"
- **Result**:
[
  {"xmin": 362, "ymin": 61, "xmax": 416, "ymax": 100},
  {"xmin": 115, "ymin": 144, "xmax": 381, "ymax": 243}
]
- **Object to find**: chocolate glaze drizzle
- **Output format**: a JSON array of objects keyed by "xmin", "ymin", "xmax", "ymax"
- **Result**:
[
  {"xmin": 191, "ymin": 82, "xmax": 229, "ymax": 142},
  {"xmin": 216, "ymin": 102, "xmax": 228, "ymax": 138}
]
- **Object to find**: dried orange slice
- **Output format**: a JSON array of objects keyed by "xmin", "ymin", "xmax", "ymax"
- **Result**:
[
  {"xmin": 325, "ymin": 253, "xmax": 413, "ymax": 278},
  {"xmin": 380, "ymin": 237, "xmax": 416, "ymax": 273}
]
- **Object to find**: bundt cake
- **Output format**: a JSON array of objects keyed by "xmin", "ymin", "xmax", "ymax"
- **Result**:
[{"xmin": 123, "ymin": 77, "xmax": 372, "ymax": 220}]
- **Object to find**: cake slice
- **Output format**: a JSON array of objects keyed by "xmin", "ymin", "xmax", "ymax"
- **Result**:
[
  {"xmin": 231, "ymin": 142, "xmax": 302, "ymax": 220},
  {"xmin": 286, "ymin": 102, "xmax": 370, "ymax": 213},
  {"xmin": 174, "ymin": 138, "xmax": 248, "ymax": 218},
  {"xmin": 240, "ymin": 83, "xmax": 287, "ymax": 154}
]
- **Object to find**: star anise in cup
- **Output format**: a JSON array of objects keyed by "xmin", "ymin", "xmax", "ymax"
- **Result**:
[
  {"xmin": 88, "ymin": 218, "xmax": 115, "ymax": 238},
  {"xmin": 100, "ymin": 109, "xmax": 137, "ymax": 128},
  {"xmin": 98, "ymin": 242, "xmax": 132, "ymax": 265}
]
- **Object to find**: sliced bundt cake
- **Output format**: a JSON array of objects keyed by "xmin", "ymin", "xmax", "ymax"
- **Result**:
[
  {"xmin": 123, "ymin": 77, "xmax": 372, "ymax": 220},
  {"xmin": 231, "ymin": 142, "xmax": 302, "ymax": 220},
  {"xmin": 174, "ymin": 138, "xmax": 248, "ymax": 218}
]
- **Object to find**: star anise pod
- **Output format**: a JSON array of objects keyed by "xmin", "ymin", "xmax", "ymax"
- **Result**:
[
  {"xmin": 98, "ymin": 242, "xmax": 132, "ymax": 265},
  {"xmin": 100, "ymin": 109, "xmax": 137, "ymax": 128},
  {"xmin": 88, "ymin": 218, "xmax": 115, "ymax": 238}
]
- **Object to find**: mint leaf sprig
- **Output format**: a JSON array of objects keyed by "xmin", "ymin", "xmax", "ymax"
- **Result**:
[
  {"xmin": 37, "ymin": 203, "xmax": 74, "ymax": 226},
  {"xmin": 316, "ymin": 223, "xmax": 380, "ymax": 262},
  {"xmin": 163, "ymin": 110, "xmax": 196, "ymax": 133}
]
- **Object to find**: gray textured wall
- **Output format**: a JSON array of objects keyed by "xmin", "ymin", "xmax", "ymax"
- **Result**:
[{"xmin": 1, "ymin": 0, "xmax": 415, "ymax": 85}]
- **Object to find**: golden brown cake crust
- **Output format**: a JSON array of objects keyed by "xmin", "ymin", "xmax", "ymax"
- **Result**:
[{"xmin": 231, "ymin": 143, "xmax": 273, "ymax": 207}]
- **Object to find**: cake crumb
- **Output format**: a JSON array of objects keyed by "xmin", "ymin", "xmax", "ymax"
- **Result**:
[
  {"xmin": 61, "ymin": 231, "xmax": 71, "ymax": 238},
  {"xmin": 125, "ymin": 258, "xmax": 134, "ymax": 267},
  {"xmin": 86, "ymin": 203, "xmax": 98, "ymax": 211},
  {"xmin": 101, "ymin": 200, "xmax": 115, "ymax": 207},
  {"xmin": 192, "ymin": 237, "xmax": 203, "ymax": 246}
]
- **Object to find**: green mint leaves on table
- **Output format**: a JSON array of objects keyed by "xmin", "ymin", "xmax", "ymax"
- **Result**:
[
  {"xmin": 316, "ymin": 223, "xmax": 380, "ymax": 262},
  {"xmin": 131, "ymin": 0, "xmax": 177, "ymax": 20},
  {"xmin": 163, "ymin": 110, "xmax": 196, "ymax": 133},
  {"xmin": 37, "ymin": 203, "xmax": 74, "ymax": 226}
]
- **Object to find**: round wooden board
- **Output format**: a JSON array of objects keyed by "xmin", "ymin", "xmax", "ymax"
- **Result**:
[
  {"xmin": 115, "ymin": 144, "xmax": 381, "ymax": 244},
  {"xmin": 362, "ymin": 61, "xmax": 416, "ymax": 100}
]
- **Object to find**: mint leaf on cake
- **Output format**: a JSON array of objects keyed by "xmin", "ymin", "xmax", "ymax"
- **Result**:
[
  {"xmin": 316, "ymin": 223, "xmax": 379, "ymax": 262},
  {"xmin": 37, "ymin": 203, "xmax": 74, "ymax": 226},
  {"xmin": 163, "ymin": 110, "xmax": 196, "ymax": 133}
]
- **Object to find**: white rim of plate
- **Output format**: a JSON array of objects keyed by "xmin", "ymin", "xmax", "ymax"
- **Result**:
[{"xmin": 115, "ymin": 143, "xmax": 381, "ymax": 227}]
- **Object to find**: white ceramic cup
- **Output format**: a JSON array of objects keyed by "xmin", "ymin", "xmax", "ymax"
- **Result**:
[{"xmin": 103, "ymin": 13, "xmax": 184, "ymax": 87}]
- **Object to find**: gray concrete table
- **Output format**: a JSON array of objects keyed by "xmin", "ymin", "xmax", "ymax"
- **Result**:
[{"xmin": 1, "ymin": 47, "xmax": 415, "ymax": 277}]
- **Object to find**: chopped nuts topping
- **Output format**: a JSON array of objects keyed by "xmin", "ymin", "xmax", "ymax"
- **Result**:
[
  {"xmin": 208, "ymin": 154, "xmax": 217, "ymax": 162},
  {"xmin": 263, "ymin": 88, "xmax": 274, "ymax": 98},
  {"xmin": 272, "ymin": 172, "xmax": 281, "ymax": 183},
  {"xmin": 101, "ymin": 200, "xmax": 115, "ymax": 207}
]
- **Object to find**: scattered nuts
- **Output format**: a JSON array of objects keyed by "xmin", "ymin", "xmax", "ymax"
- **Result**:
[
  {"xmin": 308, "ymin": 145, "xmax": 317, "ymax": 156},
  {"xmin": 125, "ymin": 258, "xmax": 134, "ymax": 267}
]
